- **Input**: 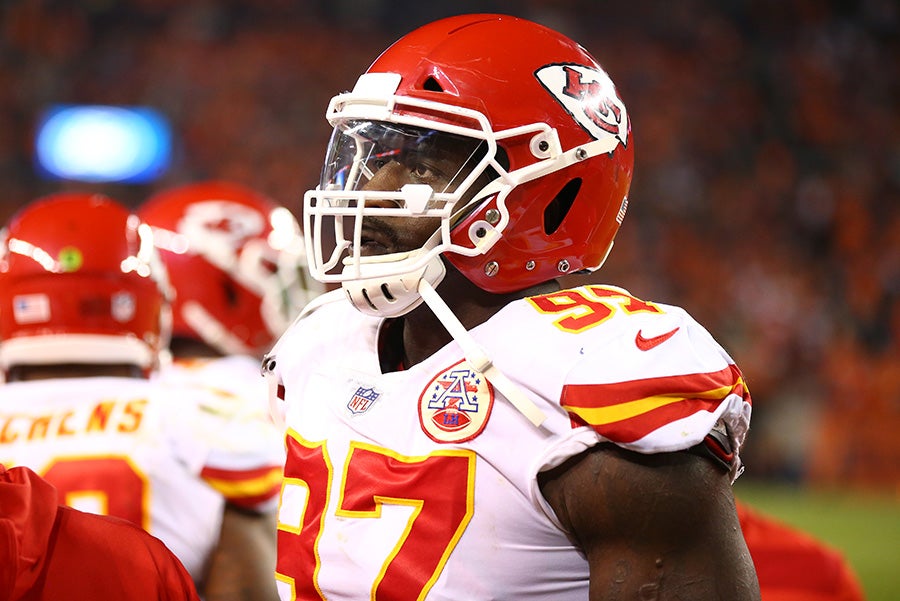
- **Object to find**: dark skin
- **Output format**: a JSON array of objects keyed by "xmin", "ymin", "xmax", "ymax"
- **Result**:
[
  {"xmin": 9, "ymin": 361, "xmax": 279, "ymax": 601},
  {"xmin": 362, "ymin": 147, "xmax": 761, "ymax": 600},
  {"xmin": 202, "ymin": 507, "xmax": 279, "ymax": 601},
  {"xmin": 540, "ymin": 445, "xmax": 759, "ymax": 600},
  {"xmin": 8, "ymin": 363, "xmax": 143, "ymax": 381}
]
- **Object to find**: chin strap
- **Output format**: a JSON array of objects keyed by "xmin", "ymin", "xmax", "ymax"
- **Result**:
[{"xmin": 417, "ymin": 278, "xmax": 547, "ymax": 428}]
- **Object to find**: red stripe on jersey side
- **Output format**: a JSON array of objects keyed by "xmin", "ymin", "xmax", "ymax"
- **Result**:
[
  {"xmin": 561, "ymin": 364, "xmax": 749, "ymax": 443},
  {"xmin": 564, "ymin": 364, "xmax": 747, "ymax": 408},
  {"xmin": 224, "ymin": 486, "xmax": 283, "ymax": 511},
  {"xmin": 200, "ymin": 464, "xmax": 283, "ymax": 506},
  {"xmin": 200, "ymin": 464, "xmax": 280, "ymax": 482},
  {"xmin": 585, "ymin": 397, "xmax": 723, "ymax": 443}
]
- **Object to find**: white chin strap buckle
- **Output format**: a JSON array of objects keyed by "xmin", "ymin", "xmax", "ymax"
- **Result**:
[{"xmin": 342, "ymin": 252, "xmax": 446, "ymax": 318}]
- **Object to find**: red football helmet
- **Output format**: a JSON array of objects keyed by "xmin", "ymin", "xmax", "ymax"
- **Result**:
[
  {"xmin": 303, "ymin": 14, "xmax": 634, "ymax": 316},
  {"xmin": 139, "ymin": 181, "xmax": 322, "ymax": 357},
  {"xmin": 0, "ymin": 193, "xmax": 171, "ymax": 374}
]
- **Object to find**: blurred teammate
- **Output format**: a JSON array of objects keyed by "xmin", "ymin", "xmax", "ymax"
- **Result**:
[
  {"xmin": 139, "ymin": 181, "xmax": 323, "ymax": 421},
  {"xmin": 738, "ymin": 503, "xmax": 866, "ymax": 601},
  {"xmin": 138, "ymin": 181, "xmax": 322, "ymax": 598},
  {"xmin": 0, "ymin": 193, "xmax": 284, "ymax": 601},
  {"xmin": 264, "ymin": 14, "xmax": 759, "ymax": 599},
  {"xmin": 1, "ymin": 463, "xmax": 200, "ymax": 600}
]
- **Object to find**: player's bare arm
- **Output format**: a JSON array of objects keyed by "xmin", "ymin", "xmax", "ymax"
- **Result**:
[
  {"xmin": 203, "ymin": 504, "xmax": 279, "ymax": 601},
  {"xmin": 540, "ymin": 444, "xmax": 761, "ymax": 601}
]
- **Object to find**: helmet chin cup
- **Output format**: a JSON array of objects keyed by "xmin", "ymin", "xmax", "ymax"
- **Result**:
[{"xmin": 341, "ymin": 250, "xmax": 446, "ymax": 318}]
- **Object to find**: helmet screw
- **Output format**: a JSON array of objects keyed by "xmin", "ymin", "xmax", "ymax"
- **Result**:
[
  {"xmin": 575, "ymin": 148, "xmax": 588, "ymax": 160},
  {"xmin": 557, "ymin": 259, "xmax": 570, "ymax": 273},
  {"xmin": 485, "ymin": 209, "xmax": 501, "ymax": 225},
  {"xmin": 538, "ymin": 140, "xmax": 549, "ymax": 152},
  {"xmin": 525, "ymin": 260, "xmax": 536, "ymax": 271},
  {"xmin": 484, "ymin": 261, "xmax": 500, "ymax": 277}
]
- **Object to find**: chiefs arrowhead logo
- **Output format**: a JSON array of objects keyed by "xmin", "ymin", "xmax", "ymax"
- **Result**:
[{"xmin": 535, "ymin": 63, "xmax": 629, "ymax": 149}]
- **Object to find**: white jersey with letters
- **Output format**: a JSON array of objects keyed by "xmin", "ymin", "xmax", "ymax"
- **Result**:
[
  {"xmin": 266, "ymin": 284, "xmax": 752, "ymax": 600},
  {"xmin": 156, "ymin": 354, "xmax": 277, "ymax": 427},
  {"xmin": 0, "ymin": 374, "xmax": 284, "ymax": 582}
]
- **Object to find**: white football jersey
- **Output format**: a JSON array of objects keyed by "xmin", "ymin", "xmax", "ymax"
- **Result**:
[
  {"xmin": 266, "ymin": 284, "xmax": 752, "ymax": 600},
  {"xmin": 156, "ymin": 354, "xmax": 275, "ymax": 422},
  {"xmin": 0, "ymin": 374, "xmax": 285, "ymax": 581}
]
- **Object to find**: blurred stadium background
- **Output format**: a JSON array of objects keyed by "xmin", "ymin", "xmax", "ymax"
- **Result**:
[{"xmin": 1, "ymin": 1, "xmax": 897, "ymax": 598}]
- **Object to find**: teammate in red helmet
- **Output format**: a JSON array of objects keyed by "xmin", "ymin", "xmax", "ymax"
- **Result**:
[
  {"xmin": 140, "ymin": 180, "xmax": 320, "ymax": 361},
  {"xmin": 0, "ymin": 193, "xmax": 284, "ymax": 601}
]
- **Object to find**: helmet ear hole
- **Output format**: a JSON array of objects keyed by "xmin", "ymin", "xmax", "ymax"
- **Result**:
[
  {"xmin": 222, "ymin": 277, "xmax": 239, "ymax": 308},
  {"xmin": 543, "ymin": 178, "xmax": 582, "ymax": 235},
  {"xmin": 423, "ymin": 76, "xmax": 444, "ymax": 92}
]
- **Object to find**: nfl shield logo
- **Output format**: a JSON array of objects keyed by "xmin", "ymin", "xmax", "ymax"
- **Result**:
[{"xmin": 347, "ymin": 386, "xmax": 380, "ymax": 415}]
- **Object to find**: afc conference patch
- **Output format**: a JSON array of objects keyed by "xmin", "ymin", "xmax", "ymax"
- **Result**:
[{"xmin": 419, "ymin": 359, "xmax": 494, "ymax": 443}]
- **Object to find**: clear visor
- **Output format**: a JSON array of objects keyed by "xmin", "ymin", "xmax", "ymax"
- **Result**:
[
  {"xmin": 321, "ymin": 120, "xmax": 489, "ymax": 202},
  {"xmin": 305, "ymin": 119, "xmax": 501, "ymax": 282}
]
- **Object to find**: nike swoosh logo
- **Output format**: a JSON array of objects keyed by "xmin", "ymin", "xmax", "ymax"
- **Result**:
[{"xmin": 635, "ymin": 327, "xmax": 680, "ymax": 351}]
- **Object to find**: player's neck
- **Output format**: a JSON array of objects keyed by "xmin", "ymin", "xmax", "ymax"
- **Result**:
[
  {"xmin": 400, "ymin": 270, "xmax": 559, "ymax": 366},
  {"xmin": 7, "ymin": 363, "xmax": 146, "ymax": 381}
]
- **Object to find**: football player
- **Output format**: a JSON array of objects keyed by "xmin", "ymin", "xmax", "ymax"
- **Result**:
[
  {"xmin": 0, "ymin": 193, "xmax": 284, "ymax": 601},
  {"xmin": 739, "ymin": 503, "xmax": 865, "ymax": 601},
  {"xmin": 139, "ymin": 180, "xmax": 323, "ymax": 424},
  {"xmin": 263, "ymin": 14, "xmax": 759, "ymax": 600}
]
